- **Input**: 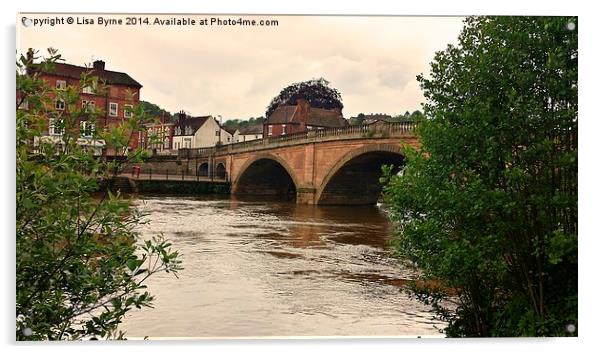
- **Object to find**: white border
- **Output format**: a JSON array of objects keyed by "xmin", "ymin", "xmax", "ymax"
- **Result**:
[{"xmin": 4, "ymin": 1, "xmax": 600, "ymax": 353}]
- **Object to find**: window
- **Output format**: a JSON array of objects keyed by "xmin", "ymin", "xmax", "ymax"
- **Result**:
[
  {"xmin": 184, "ymin": 138, "xmax": 192, "ymax": 148},
  {"xmin": 268, "ymin": 125, "xmax": 273, "ymax": 136},
  {"xmin": 175, "ymin": 127, "xmax": 181, "ymax": 136},
  {"xmin": 124, "ymin": 104, "xmax": 133, "ymax": 118},
  {"xmin": 48, "ymin": 118, "xmax": 64, "ymax": 136},
  {"xmin": 109, "ymin": 102, "xmax": 118, "ymax": 117},
  {"xmin": 82, "ymin": 86, "xmax": 93, "ymax": 94},
  {"xmin": 164, "ymin": 137, "xmax": 170, "ymax": 149},
  {"xmin": 55, "ymin": 99, "xmax": 65, "ymax": 111},
  {"xmin": 82, "ymin": 100, "xmax": 95, "ymax": 112},
  {"xmin": 255, "ymin": 135, "xmax": 259, "ymax": 139},
  {"xmin": 227, "ymin": 137, "xmax": 231, "ymax": 142},
  {"xmin": 215, "ymin": 130, "xmax": 220, "ymax": 136},
  {"xmin": 281, "ymin": 124, "xmax": 286, "ymax": 135},
  {"xmin": 56, "ymin": 80, "xmax": 66, "ymax": 90},
  {"xmin": 80, "ymin": 121, "xmax": 95, "ymax": 137}
]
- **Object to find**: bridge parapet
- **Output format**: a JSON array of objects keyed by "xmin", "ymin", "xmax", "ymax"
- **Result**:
[{"xmin": 179, "ymin": 122, "xmax": 415, "ymax": 159}]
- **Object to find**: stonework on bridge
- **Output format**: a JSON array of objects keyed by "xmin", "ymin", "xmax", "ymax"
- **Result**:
[{"xmin": 175, "ymin": 122, "xmax": 419, "ymax": 205}]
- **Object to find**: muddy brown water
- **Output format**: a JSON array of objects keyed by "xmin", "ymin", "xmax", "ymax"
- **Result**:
[{"xmin": 118, "ymin": 195, "xmax": 445, "ymax": 338}]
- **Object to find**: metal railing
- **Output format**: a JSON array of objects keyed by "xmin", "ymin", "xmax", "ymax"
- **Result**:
[{"xmin": 124, "ymin": 166, "xmax": 228, "ymax": 183}]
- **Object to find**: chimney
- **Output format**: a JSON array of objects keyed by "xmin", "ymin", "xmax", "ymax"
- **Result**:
[
  {"xmin": 177, "ymin": 110, "xmax": 187, "ymax": 123},
  {"xmin": 296, "ymin": 98, "xmax": 310, "ymax": 116},
  {"xmin": 93, "ymin": 60, "xmax": 105, "ymax": 71}
]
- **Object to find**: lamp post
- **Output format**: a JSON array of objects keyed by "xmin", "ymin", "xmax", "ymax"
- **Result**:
[{"xmin": 218, "ymin": 115, "xmax": 223, "ymax": 145}]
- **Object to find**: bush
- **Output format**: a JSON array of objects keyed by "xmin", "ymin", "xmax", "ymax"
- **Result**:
[
  {"xmin": 16, "ymin": 49, "xmax": 182, "ymax": 340},
  {"xmin": 383, "ymin": 17, "xmax": 577, "ymax": 337}
]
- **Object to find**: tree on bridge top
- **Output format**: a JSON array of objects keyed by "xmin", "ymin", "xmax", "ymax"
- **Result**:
[{"xmin": 265, "ymin": 78, "xmax": 344, "ymax": 118}]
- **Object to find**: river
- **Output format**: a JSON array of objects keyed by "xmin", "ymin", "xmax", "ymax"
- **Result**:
[{"xmin": 118, "ymin": 195, "xmax": 445, "ymax": 338}]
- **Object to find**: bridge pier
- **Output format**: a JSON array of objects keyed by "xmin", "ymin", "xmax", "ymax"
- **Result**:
[{"xmin": 296, "ymin": 186, "xmax": 317, "ymax": 204}]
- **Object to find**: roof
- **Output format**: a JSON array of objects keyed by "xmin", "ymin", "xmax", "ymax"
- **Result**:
[
  {"xmin": 222, "ymin": 126, "xmax": 239, "ymax": 135},
  {"xmin": 267, "ymin": 102, "xmax": 347, "ymax": 128},
  {"xmin": 35, "ymin": 62, "xmax": 142, "ymax": 88},
  {"xmin": 266, "ymin": 105, "xmax": 301, "ymax": 125},
  {"xmin": 174, "ymin": 115, "xmax": 212, "ymax": 136},
  {"xmin": 306, "ymin": 107, "xmax": 348, "ymax": 128},
  {"xmin": 239, "ymin": 124, "xmax": 263, "ymax": 135},
  {"xmin": 365, "ymin": 117, "xmax": 395, "ymax": 124}
]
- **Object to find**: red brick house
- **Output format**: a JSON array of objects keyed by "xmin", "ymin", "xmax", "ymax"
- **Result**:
[
  {"xmin": 30, "ymin": 59, "xmax": 143, "ymax": 155},
  {"xmin": 263, "ymin": 98, "xmax": 348, "ymax": 137},
  {"xmin": 143, "ymin": 113, "xmax": 175, "ymax": 155}
]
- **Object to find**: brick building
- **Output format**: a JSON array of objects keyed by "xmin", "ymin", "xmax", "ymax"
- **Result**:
[
  {"xmin": 29, "ymin": 58, "xmax": 143, "ymax": 155},
  {"xmin": 263, "ymin": 98, "xmax": 348, "ymax": 137},
  {"xmin": 143, "ymin": 113, "xmax": 175, "ymax": 155}
]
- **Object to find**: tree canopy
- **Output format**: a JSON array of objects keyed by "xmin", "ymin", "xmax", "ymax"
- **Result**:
[
  {"xmin": 265, "ymin": 78, "xmax": 343, "ymax": 118},
  {"xmin": 222, "ymin": 117, "xmax": 264, "ymax": 131},
  {"xmin": 139, "ymin": 100, "xmax": 174, "ymax": 121},
  {"xmin": 383, "ymin": 16, "xmax": 577, "ymax": 337}
]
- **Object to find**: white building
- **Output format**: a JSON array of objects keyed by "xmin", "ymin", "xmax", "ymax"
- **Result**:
[
  {"xmin": 223, "ymin": 127, "xmax": 240, "ymax": 143},
  {"xmin": 238, "ymin": 124, "xmax": 263, "ymax": 142},
  {"xmin": 172, "ymin": 115, "xmax": 233, "ymax": 150}
]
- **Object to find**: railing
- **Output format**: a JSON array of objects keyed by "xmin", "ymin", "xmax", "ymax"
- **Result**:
[
  {"xmin": 123, "ymin": 165, "xmax": 229, "ymax": 183},
  {"xmin": 178, "ymin": 122, "xmax": 415, "ymax": 158}
]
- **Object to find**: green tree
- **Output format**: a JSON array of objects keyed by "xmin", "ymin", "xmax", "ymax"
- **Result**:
[
  {"xmin": 222, "ymin": 117, "xmax": 265, "ymax": 132},
  {"xmin": 383, "ymin": 16, "xmax": 577, "ymax": 337},
  {"xmin": 265, "ymin": 78, "xmax": 343, "ymax": 118},
  {"xmin": 16, "ymin": 49, "xmax": 182, "ymax": 340},
  {"xmin": 139, "ymin": 100, "xmax": 173, "ymax": 121}
]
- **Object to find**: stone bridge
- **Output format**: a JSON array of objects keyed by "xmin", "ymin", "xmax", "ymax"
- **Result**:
[{"xmin": 177, "ymin": 122, "xmax": 419, "ymax": 205}]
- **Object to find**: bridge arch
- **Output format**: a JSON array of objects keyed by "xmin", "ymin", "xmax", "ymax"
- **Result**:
[
  {"xmin": 215, "ymin": 162, "xmax": 226, "ymax": 179},
  {"xmin": 316, "ymin": 144, "xmax": 405, "ymax": 205},
  {"xmin": 232, "ymin": 153, "xmax": 300, "ymax": 200},
  {"xmin": 197, "ymin": 162, "xmax": 209, "ymax": 177}
]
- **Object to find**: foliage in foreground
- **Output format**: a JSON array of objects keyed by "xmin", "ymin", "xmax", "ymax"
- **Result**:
[
  {"xmin": 16, "ymin": 49, "xmax": 182, "ymax": 340},
  {"xmin": 383, "ymin": 16, "xmax": 577, "ymax": 337}
]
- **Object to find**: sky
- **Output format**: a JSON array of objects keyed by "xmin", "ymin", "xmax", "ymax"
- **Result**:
[{"xmin": 17, "ymin": 14, "xmax": 465, "ymax": 121}]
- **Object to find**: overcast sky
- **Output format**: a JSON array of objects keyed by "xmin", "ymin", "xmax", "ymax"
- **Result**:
[{"xmin": 18, "ymin": 14, "xmax": 465, "ymax": 120}]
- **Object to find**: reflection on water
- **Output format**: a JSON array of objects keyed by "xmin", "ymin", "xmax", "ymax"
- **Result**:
[{"xmin": 119, "ymin": 195, "xmax": 445, "ymax": 338}]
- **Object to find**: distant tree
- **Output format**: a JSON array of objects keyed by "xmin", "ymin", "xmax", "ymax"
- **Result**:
[
  {"xmin": 139, "ymin": 101, "xmax": 173, "ymax": 120},
  {"xmin": 222, "ymin": 117, "xmax": 264, "ymax": 131},
  {"xmin": 409, "ymin": 110, "xmax": 424, "ymax": 121},
  {"xmin": 353, "ymin": 113, "xmax": 366, "ymax": 125},
  {"xmin": 16, "ymin": 49, "xmax": 182, "ymax": 340},
  {"xmin": 265, "ymin": 78, "xmax": 343, "ymax": 118},
  {"xmin": 383, "ymin": 16, "xmax": 577, "ymax": 337}
]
